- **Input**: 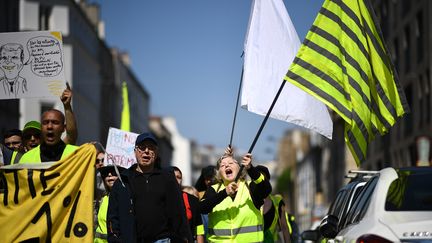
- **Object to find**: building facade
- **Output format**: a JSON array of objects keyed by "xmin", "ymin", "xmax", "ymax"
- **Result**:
[
  {"xmin": 366, "ymin": 0, "xmax": 432, "ymax": 169},
  {"xmin": 0, "ymin": 0, "xmax": 150, "ymax": 147}
]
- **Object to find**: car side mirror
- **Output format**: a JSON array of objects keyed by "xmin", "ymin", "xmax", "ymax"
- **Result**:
[
  {"xmin": 301, "ymin": 229, "xmax": 320, "ymax": 241},
  {"xmin": 319, "ymin": 214, "xmax": 339, "ymax": 238}
]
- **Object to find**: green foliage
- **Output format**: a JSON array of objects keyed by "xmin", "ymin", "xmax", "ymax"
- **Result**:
[{"xmin": 276, "ymin": 167, "xmax": 292, "ymax": 194}]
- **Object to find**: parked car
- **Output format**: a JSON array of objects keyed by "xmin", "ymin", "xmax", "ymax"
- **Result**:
[
  {"xmin": 328, "ymin": 167, "xmax": 432, "ymax": 243},
  {"xmin": 301, "ymin": 170, "xmax": 376, "ymax": 242}
]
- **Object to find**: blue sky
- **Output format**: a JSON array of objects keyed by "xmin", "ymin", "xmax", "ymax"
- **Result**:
[{"xmin": 95, "ymin": 0, "xmax": 324, "ymax": 162}]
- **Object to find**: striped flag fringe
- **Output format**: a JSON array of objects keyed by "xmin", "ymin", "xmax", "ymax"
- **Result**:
[{"xmin": 285, "ymin": 0, "xmax": 409, "ymax": 166}]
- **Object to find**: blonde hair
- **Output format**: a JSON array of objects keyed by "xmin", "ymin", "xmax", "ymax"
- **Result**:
[{"xmin": 215, "ymin": 155, "xmax": 247, "ymax": 183}]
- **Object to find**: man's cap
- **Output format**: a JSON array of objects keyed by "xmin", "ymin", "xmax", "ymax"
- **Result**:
[
  {"xmin": 23, "ymin": 120, "xmax": 41, "ymax": 132},
  {"xmin": 135, "ymin": 132, "xmax": 157, "ymax": 146},
  {"xmin": 98, "ymin": 165, "xmax": 126, "ymax": 179}
]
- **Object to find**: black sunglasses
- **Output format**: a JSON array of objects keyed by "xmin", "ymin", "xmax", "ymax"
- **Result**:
[{"xmin": 23, "ymin": 132, "xmax": 41, "ymax": 140}]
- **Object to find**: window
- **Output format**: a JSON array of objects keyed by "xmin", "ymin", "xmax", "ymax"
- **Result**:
[
  {"xmin": 343, "ymin": 177, "xmax": 378, "ymax": 227},
  {"xmin": 41, "ymin": 102, "xmax": 54, "ymax": 114},
  {"xmin": 403, "ymin": 26, "xmax": 410, "ymax": 73},
  {"xmin": 39, "ymin": 5, "xmax": 52, "ymax": 30},
  {"xmin": 416, "ymin": 12, "xmax": 424, "ymax": 63},
  {"xmin": 386, "ymin": 171, "xmax": 432, "ymax": 211}
]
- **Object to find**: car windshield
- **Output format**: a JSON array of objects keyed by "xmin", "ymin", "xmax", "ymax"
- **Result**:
[{"xmin": 385, "ymin": 170, "xmax": 432, "ymax": 211}]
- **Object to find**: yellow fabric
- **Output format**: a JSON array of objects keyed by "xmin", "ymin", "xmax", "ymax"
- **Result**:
[
  {"xmin": 11, "ymin": 151, "xmax": 18, "ymax": 165},
  {"xmin": 267, "ymin": 195, "xmax": 283, "ymax": 242},
  {"xmin": 19, "ymin": 144, "xmax": 79, "ymax": 163},
  {"xmin": 253, "ymin": 173, "xmax": 265, "ymax": 184},
  {"xmin": 0, "ymin": 144, "xmax": 96, "ymax": 242},
  {"xmin": 208, "ymin": 180, "xmax": 264, "ymax": 243},
  {"xmin": 285, "ymin": 0, "xmax": 409, "ymax": 165},
  {"xmin": 285, "ymin": 212, "xmax": 292, "ymax": 235},
  {"xmin": 94, "ymin": 195, "xmax": 109, "ymax": 243},
  {"xmin": 196, "ymin": 224, "xmax": 205, "ymax": 236},
  {"xmin": 120, "ymin": 81, "xmax": 131, "ymax": 132}
]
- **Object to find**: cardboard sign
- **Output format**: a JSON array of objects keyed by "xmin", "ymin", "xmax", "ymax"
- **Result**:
[
  {"xmin": 105, "ymin": 127, "xmax": 138, "ymax": 168},
  {"xmin": 0, "ymin": 31, "xmax": 66, "ymax": 99}
]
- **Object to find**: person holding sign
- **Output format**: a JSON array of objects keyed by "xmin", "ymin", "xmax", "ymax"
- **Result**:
[
  {"xmin": 199, "ymin": 147, "xmax": 271, "ymax": 242},
  {"xmin": 107, "ymin": 132, "xmax": 192, "ymax": 243}
]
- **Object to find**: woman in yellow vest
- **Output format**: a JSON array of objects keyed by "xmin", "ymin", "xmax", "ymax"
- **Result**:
[
  {"xmin": 94, "ymin": 165, "xmax": 125, "ymax": 243},
  {"xmin": 200, "ymin": 147, "xmax": 272, "ymax": 243}
]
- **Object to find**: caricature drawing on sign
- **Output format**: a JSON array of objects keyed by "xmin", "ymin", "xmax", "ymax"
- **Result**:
[
  {"xmin": 0, "ymin": 31, "xmax": 66, "ymax": 100},
  {"xmin": 0, "ymin": 43, "xmax": 28, "ymax": 97}
]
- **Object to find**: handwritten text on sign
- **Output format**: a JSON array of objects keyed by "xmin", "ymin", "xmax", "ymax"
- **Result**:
[
  {"xmin": 27, "ymin": 36, "xmax": 63, "ymax": 77},
  {"xmin": 105, "ymin": 127, "xmax": 139, "ymax": 168}
]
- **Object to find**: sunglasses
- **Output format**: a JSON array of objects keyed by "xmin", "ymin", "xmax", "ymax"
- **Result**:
[
  {"xmin": 135, "ymin": 143, "xmax": 157, "ymax": 153},
  {"xmin": 23, "ymin": 132, "xmax": 41, "ymax": 140},
  {"xmin": 96, "ymin": 158, "xmax": 104, "ymax": 164}
]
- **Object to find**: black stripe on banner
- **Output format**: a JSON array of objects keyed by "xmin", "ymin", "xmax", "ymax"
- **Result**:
[
  {"xmin": 363, "ymin": 0, "xmax": 410, "ymax": 114},
  {"xmin": 346, "ymin": 129, "xmax": 366, "ymax": 162},
  {"xmin": 287, "ymin": 70, "xmax": 352, "ymax": 120},
  {"xmin": 293, "ymin": 56, "xmax": 350, "ymax": 101},
  {"xmin": 331, "ymin": 0, "xmax": 391, "ymax": 73},
  {"xmin": 316, "ymin": 8, "xmax": 393, "ymax": 129},
  {"xmin": 353, "ymin": 110, "xmax": 370, "ymax": 142},
  {"xmin": 334, "ymin": 0, "xmax": 402, "ymax": 120},
  {"xmin": 303, "ymin": 38, "xmax": 393, "ymax": 129},
  {"xmin": 372, "ymin": 73, "xmax": 397, "ymax": 120}
]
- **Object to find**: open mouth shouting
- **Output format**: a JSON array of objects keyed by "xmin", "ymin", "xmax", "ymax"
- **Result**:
[{"xmin": 45, "ymin": 132, "xmax": 56, "ymax": 143}]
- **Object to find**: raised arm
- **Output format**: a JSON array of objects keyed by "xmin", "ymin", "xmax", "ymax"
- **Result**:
[{"xmin": 61, "ymin": 82, "xmax": 78, "ymax": 144}]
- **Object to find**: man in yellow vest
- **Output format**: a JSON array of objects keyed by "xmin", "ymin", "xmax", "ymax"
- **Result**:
[
  {"xmin": 200, "ymin": 147, "xmax": 272, "ymax": 242},
  {"xmin": 19, "ymin": 109, "xmax": 78, "ymax": 163}
]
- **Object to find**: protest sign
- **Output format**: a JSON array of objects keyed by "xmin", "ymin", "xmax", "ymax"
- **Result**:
[
  {"xmin": 105, "ymin": 127, "xmax": 138, "ymax": 168},
  {"xmin": 0, "ymin": 31, "xmax": 66, "ymax": 99},
  {"xmin": 0, "ymin": 144, "xmax": 96, "ymax": 242}
]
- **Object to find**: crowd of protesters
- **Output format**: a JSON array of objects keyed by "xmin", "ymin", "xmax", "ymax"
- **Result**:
[{"xmin": 0, "ymin": 85, "xmax": 300, "ymax": 243}]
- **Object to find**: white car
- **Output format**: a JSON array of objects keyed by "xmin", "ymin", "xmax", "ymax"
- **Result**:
[{"xmin": 331, "ymin": 167, "xmax": 432, "ymax": 243}]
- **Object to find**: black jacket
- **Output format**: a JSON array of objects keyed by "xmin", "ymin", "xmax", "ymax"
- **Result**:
[{"xmin": 107, "ymin": 164, "xmax": 193, "ymax": 243}]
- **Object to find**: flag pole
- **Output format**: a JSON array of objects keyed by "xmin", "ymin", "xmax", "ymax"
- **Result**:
[
  {"xmin": 235, "ymin": 79, "xmax": 286, "ymax": 182},
  {"xmin": 228, "ymin": 66, "xmax": 244, "ymax": 148}
]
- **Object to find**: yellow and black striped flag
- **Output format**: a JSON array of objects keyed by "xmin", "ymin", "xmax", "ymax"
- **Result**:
[{"xmin": 285, "ymin": 0, "xmax": 409, "ymax": 165}]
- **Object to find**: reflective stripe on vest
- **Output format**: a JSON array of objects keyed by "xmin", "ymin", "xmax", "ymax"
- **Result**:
[
  {"xmin": 208, "ymin": 180, "xmax": 264, "ymax": 242},
  {"xmin": 19, "ymin": 144, "xmax": 78, "ymax": 163},
  {"xmin": 209, "ymin": 225, "xmax": 264, "ymax": 236}
]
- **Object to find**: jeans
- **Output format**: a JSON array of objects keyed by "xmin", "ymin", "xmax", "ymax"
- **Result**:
[{"xmin": 154, "ymin": 238, "xmax": 171, "ymax": 243}]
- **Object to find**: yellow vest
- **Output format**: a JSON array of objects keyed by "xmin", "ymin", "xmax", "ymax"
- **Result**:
[
  {"xmin": 208, "ymin": 180, "xmax": 264, "ymax": 243},
  {"xmin": 94, "ymin": 195, "xmax": 109, "ymax": 243},
  {"xmin": 264, "ymin": 194, "xmax": 284, "ymax": 243},
  {"xmin": 19, "ymin": 144, "xmax": 78, "ymax": 163}
]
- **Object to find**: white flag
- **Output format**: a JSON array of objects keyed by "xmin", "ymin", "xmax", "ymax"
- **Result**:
[{"xmin": 241, "ymin": 0, "xmax": 333, "ymax": 139}]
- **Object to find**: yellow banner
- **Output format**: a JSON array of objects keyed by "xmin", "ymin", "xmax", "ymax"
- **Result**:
[{"xmin": 0, "ymin": 144, "xmax": 96, "ymax": 242}]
